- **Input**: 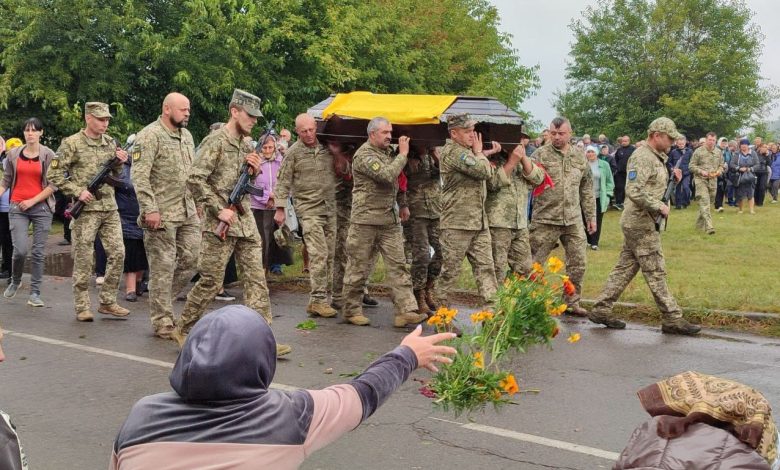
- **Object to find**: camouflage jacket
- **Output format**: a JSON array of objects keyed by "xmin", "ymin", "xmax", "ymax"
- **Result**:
[
  {"xmin": 334, "ymin": 161, "xmax": 353, "ymax": 219},
  {"xmin": 689, "ymin": 146, "xmax": 723, "ymax": 180},
  {"xmin": 131, "ymin": 117, "xmax": 197, "ymax": 224},
  {"xmin": 440, "ymin": 139, "xmax": 507, "ymax": 230},
  {"xmin": 187, "ymin": 127, "xmax": 256, "ymax": 238},
  {"xmin": 405, "ymin": 153, "xmax": 441, "ymax": 219},
  {"xmin": 351, "ymin": 141, "xmax": 407, "ymax": 225},
  {"xmin": 49, "ymin": 130, "xmax": 123, "ymax": 212},
  {"xmin": 273, "ymin": 140, "xmax": 336, "ymax": 217},
  {"xmin": 530, "ymin": 143, "xmax": 596, "ymax": 226},
  {"xmin": 486, "ymin": 160, "xmax": 545, "ymax": 229},
  {"xmin": 622, "ymin": 144, "xmax": 669, "ymax": 230}
]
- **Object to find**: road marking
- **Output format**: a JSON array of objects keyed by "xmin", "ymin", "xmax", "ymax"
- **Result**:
[
  {"xmin": 8, "ymin": 328, "xmax": 617, "ymax": 460},
  {"xmin": 429, "ymin": 418, "xmax": 620, "ymax": 461}
]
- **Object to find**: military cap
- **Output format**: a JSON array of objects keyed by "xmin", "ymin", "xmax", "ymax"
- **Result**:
[
  {"xmin": 447, "ymin": 113, "xmax": 477, "ymax": 130},
  {"xmin": 230, "ymin": 89, "xmax": 263, "ymax": 118},
  {"xmin": 273, "ymin": 225, "xmax": 293, "ymax": 249},
  {"xmin": 85, "ymin": 102, "xmax": 112, "ymax": 118},
  {"xmin": 648, "ymin": 117, "xmax": 682, "ymax": 140}
]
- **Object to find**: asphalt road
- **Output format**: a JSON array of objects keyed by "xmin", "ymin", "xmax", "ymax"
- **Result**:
[{"xmin": 1, "ymin": 275, "xmax": 779, "ymax": 469}]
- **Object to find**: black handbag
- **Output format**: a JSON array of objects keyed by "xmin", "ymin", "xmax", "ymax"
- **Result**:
[{"xmin": 738, "ymin": 171, "xmax": 756, "ymax": 186}]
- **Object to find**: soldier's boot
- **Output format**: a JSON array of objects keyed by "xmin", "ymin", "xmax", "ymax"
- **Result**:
[
  {"xmin": 99, "ymin": 303, "xmax": 130, "ymax": 318},
  {"xmin": 661, "ymin": 318, "xmax": 701, "ymax": 336},
  {"xmin": 414, "ymin": 290, "xmax": 432, "ymax": 317},
  {"xmin": 566, "ymin": 304, "xmax": 588, "ymax": 317},
  {"xmin": 171, "ymin": 328, "xmax": 187, "ymax": 349},
  {"xmin": 362, "ymin": 293, "xmax": 379, "ymax": 307},
  {"xmin": 76, "ymin": 310, "xmax": 94, "ymax": 322},
  {"xmin": 588, "ymin": 311, "xmax": 626, "ymax": 329},
  {"xmin": 394, "ymin": 311, "xmax": 427, "ymax": 328},
  {"xmin": 307, "ymin": 302, "xmax": 338, "ymax": 318},
  {"xmin": 345, "ymin": 314, "xmax": 371, "ymax": 326},
  {"xmin": 154, "ymin": 324, "xmax": 176, "ymax": 340},
  {"xmin": 276, "ymin": 343, "xmax": 292, "ymax": 357},
  {"xmin": 424, "ymin": 279, "xmax": 438, "ymax": 311}
]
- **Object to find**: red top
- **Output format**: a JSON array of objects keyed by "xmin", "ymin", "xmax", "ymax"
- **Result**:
[{"xmin": 11, "ymin": 156, "xmax": 44, "ymax": 203}]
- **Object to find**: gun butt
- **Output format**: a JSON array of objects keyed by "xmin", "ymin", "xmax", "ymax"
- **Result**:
[
  {"xmin": 69, "ymin": 201, "xmax": 85, "ymax": 220},
  {"xmin": 214, "ymin": 221, "xmax": 230, "ymax": 241}
]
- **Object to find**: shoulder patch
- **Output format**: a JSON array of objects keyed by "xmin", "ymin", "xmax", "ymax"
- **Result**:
[
  {"xmin": 370, "ymin": 161, "xmax": 381, "ymax": 172},
  {"xmin": 132, "ymin": 144, "xmax": 142, "ymax": 162},
  {"xmin": 50, "ymin": 158, "xmax": 59, "ymax": 169},
  {"xmin": 628, "ymin": 169, "xmax": 637, "ymax": 180},
  {"xmin": 460, "ymin": 153, "xmax": 477, "ymax": 166}
]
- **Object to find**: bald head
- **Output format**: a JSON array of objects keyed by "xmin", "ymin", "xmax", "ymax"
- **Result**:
[
  {"xmin": 162, "ymin": 92, "xmax": 190, "ymax": 129},
  {"xmin": 295, "ymin": 113, "xmax": 317, "ymax": 147}
]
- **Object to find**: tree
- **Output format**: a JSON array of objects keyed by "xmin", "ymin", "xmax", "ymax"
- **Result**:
[
  {"xmin": 554, "ymin": 0, "xmax": 776, "ymax": 141},
  {"xmin": 0, "ymin": 0, "xmax": 538, "ymax": 143}
]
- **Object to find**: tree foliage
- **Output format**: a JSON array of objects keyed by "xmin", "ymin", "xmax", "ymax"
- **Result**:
[
  {"xmin": 0, "ymin": 0, "xmax": 538, "ymax": 144},
  {"xmin": 554, "ymin": 0, "xmax": 776, "ymax": 140}
]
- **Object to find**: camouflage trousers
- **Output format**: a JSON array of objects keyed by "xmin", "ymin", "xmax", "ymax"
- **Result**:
[
  {"xmin": 693, "ymin": 177, "xmax": 717, "ymax": 232},
  {"xmin": 71, "ymin": 210, "xmax": 124, "ymax": 314},
  {"xmin": 490, "ymin": 227, "xmax": 532, "ymax": 284},
  {"xmin": 178, "ymin": 231, "xmax": 271, "ymax": 335},
  {"xmin": 300, "ymin": 214, "xmax": 335, "ymax": 305},
  {"xmin": 435, "ymin": 228, "xmax": 497, "ymax": 307},
  {"xmin": 332, "ymin": 207, "xmax": 370, "ymax": 305},
  {"xmin": 410, "ymin": 217, "xmax": 442, "ymax": 290},
  {"xmin": 529, "ymin": 221, "xmax": 587, "ymax": 307},
  {"xmin": 591, "ymin": 227, "xmax": 682, "ymax": 321},
  {"xmin": 143, "ymin": 214, "xmax": 201, "ymax": 330},
  {"xmin": 342, "ymin": 223, "xmax": 417, "ymax": 318}
]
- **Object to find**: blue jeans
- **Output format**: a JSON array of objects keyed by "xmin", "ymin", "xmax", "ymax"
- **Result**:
[{"xmin": 9, "ymin": 202, "xmax": 53, "ymax": 294}]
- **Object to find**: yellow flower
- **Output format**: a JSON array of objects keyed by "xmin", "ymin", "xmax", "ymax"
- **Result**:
[
  {"xmin": 499, "ymin": 374, "xmax": 519, "ymax": 395},
  {"xmin": 567, "ymin": 332, "xmax": 581, "ymax": 344},
  {"xmin": 532, "ymin": 262, "xmax": 544, "ymax": 274},
  {"xmin": 547, "ymin": 256, "xmax": 564, "ymax": 273},
  {"xmin": 547, "ymin": 303, "xmax": 567, "ymax": 316},
  {"xmin": 470, "ymin": 310, "xmax": 494, "ymax": 323},
  {"xmin": 430, "ymin": 306, "xmax": 458, "ymax": 325},
  {"xmin": 427, "ymin": 316, "xmax": 443, "ymax": 327},
  {"xmin": 472, "ymin": 352, "xmax": 484, "ymax": 369},
  {"xmin": 503, "ymin": 278, "xmax": 511, "ymax": 288}
]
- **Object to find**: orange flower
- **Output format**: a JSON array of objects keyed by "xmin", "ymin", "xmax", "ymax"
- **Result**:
[
  {"xmin": 500, "ymin": 374, "xmax": 519, "ymax": 395},
  {"xmin": 567, "ymin": 332, "xmax": 581, "ymax": 344},
  {"xmin": 546, "ymin": 256, "xmax": 564, "ymax": 274},
  {"xmin": 547, "ymin": 304, "xmax": 567, "ymax": 316},
  {"xmin": 427, "ymin": 315, "xmax": 443, "ymax": 327},
  {"xmin": 472, "ymin": 352, "xmax": 484, "ymax": 369},
  {"xmin": 562, "ymin": 275, "xmax": 576, "ymax": 296},
  {"xmin": 532, "ymin": 262, "xmax": 544, "ymax": 274},
  {"xmin": 470, "ymin": 310, "xmax": 494, "ymax": 323}
]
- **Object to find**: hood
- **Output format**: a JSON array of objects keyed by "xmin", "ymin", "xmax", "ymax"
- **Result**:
[{"xmin": 170, "ymin": 305, "xmax": 276, "ymax": 402}]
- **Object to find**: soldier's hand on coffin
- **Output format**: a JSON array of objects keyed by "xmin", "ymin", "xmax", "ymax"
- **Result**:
[{"xmin": 398, "ymin": 136, "xmax": 410, "ymax": 156}]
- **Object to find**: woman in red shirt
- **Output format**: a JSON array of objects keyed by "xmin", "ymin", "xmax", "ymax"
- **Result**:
[{"xmin": 0, "ymin": 118, "xmax": 57, "ymax": 306}]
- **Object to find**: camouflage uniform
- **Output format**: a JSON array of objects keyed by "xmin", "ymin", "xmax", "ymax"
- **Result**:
[
  {"xmin": 436, "ymin": 137, "xmax": 508, "ymax": 306},
  {"xmin": 178, "ymin": 125, "xmax": 271, "ymax": 335},
  {"xmin": 342, "ymin": 141, "xmax": 417, "ymax": 320},
  {"xmin": 590, "ymin": 118, "xmax": 687, "ymax": 327},
  {"xmin": 132, "ymin": 117, "xmax": 201, "ymax": 332},
  {"xmin": 49, "ymin": 124, "xmax": 125, "ymax": 315},
  {"xmin": 273, "ymin": 140, "xmax": 337, "ymax": 307},
  {"xmin": 529, "ymin": 143, "xmax": 596, "ymax": 308},
  {"xmin": 486, "ymin": 157, "xmax": 545, "ymax": 282},
  {"xmin": 405, "ymin": 153, "xmax": 442, "ymax": 291},
  {"xmin": 689, "ymin": 145, "xmax": 723, "ymax": 233}
]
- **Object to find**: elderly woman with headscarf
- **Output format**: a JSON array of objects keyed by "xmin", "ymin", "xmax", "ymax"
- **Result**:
[
  {"xmin": 251, "ymin": 133, "xmax": 287, "ymax": 275},
  {"xmin": 730, "ymin": 138, "xmax": 759, "ymax": 214},
  {"xmin": 583, "ymin": 145, "xmax": 614, "ymax": 250}
]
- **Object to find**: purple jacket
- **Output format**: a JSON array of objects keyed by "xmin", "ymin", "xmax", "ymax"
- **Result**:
[{"xmin": 251, "ymin": 154, "xmax": 283, "ymax": 210}]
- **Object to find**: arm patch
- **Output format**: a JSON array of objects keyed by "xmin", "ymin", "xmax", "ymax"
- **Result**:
[{"xmin": 628, "ymin": 169, "xmax": 637, "ymax": 180}]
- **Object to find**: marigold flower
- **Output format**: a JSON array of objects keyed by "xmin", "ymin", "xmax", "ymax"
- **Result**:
[
  {"xmin": 427, "ymin": 315, "xmax": 443, "ymax": 327},
  {"xmin": 547, "ymin": 304, "xmax": 567, "ymax": 316},
  {"xmin": 472, "ymin": 352, "xmax": 484, "ymax": 369},
  {"xmin": 470, "ymin": 311, "xmax": 494, "ymax": 323},
  {"xmin": 546, "ymin": 256, "xmax": 564, "ymax": 274},
  {"xmin": 562, "ymin": 276, "xmax": 576, "ymax": 296},
  {"xmin": 567, "ymin": 332, "xmax": 581, "ymax": 344},
  {"xmin": 532, "ymin": 262, "xmax": 544, "ymax": 274},
  {"xmin": 500, "ymin": 374, "xmax": 519, "ymax": 395}
]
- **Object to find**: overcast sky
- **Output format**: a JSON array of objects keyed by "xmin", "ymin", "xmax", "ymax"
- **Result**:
[{"xmin": 492, "ymin": 0, "xmax": 780, "ymax": 126}]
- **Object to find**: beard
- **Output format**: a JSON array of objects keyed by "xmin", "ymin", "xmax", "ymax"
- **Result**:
[
  {"xmin": 236, "ymin": 120, "xmax": 252, "ymax": 137},
  {"xmin": 172, "ymin": 116, "xmax": 189, "ymax": 129}
]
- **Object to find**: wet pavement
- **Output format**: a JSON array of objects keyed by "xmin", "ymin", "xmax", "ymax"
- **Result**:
[{"xmin": 1, "ymin": 271, "xmax": 779, "ymax": 470}]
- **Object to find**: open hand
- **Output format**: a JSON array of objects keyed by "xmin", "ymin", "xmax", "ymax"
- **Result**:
[{"xmin": 401, "ymin": 325, "xmax": 457, "ymax": 373}]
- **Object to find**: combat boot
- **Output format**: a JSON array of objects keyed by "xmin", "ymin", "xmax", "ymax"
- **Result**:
[
  {"xmin": 588, "ymin": 312, "xmax": 626, "ymax": 329},
  {"xmin": 99, "ymin": 303, "xmax": 130, "ymax": 318},
  {"xmin": 661, "ymin": 319, "xmax": 701, "ymax": 336},
  {"xmin": 171, "ymin": 328, "xmax": 187, "ymax": 348},
  {"xmin": 154, "ymin": 324, "xmax": 176, "ymax": 340},
  {"xmin": 424, "ymin": 279, "xmax": 438, "ymax": 310},
  {"xmin": 76, "ymin": 310, "xmax": 94, "ymax": 322},
  {"xmin": 566, "ymin": 304, "xmax": 588, "ymax": 317},
  {"xmin": 393, "ymin": 311, "xmax": 427, "ymax": 328},
  {"xmin": 307, "ymin": 302, "xmax": 338, "ymax": 318},
  {"xmin": 414, "ymin": 290, "xmax": 431, "ymax": 316},
  {"xmin": 276, "ymin": 344, "xmax": 292, "ymax": 357},
  {"xmin": 345, "ymin": 314, "xmax": 371, "ymax": 326}
]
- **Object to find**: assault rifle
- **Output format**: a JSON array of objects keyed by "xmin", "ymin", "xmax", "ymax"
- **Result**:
[
  {"xmin": 655, "ymin": 153, "xmax": 684, "ymax": 232},
  {"xmin": 214, "ymin": 120, "xmax": 275, "ymax": 240},
  {"xmin": 67, "ymin": 134, "xmax": 136, "ymax": 220}
]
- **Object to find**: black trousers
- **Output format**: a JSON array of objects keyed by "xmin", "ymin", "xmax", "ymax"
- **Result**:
[
  {"xmin": 584, "ymin": 198, "xmax": 603, "ymax": 247},
  {"xmin": 754, "ymin": 173, "xmax": 768, "ymax": 206},
  {"xmin": 614, "ymin": 174, "xmax": 626, "ymax": 205},
  {"xmin": 0, "ymin": 212, "xmax": 12, "ymax": 272}
]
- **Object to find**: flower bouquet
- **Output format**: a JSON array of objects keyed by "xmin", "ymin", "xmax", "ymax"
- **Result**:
[{"xmin": 423, "ymin": 257, "xmax": 581, "ymax": 416}]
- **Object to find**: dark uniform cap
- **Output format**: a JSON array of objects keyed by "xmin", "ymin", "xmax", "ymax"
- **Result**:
[
  {"xmin": 447, "ymin": 113, "xmax": 477, "ymax": 130},
  {"xmin": 230, "ymin": 89, "xmax": 263, "ymax": 118},
  {"xmin": 85, "ymin": 102, "xmax": 112, "ymax": 118},
  {"xmin": 648, "ymin": 117, "xmax": 682, "ymax": 140}
]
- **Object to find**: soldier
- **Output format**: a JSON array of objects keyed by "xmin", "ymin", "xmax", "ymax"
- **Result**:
[
  {"xmin": 176, "ymin": 89, "xmax": 291, "ymax": 356},
  {"xmin": 131, "ymin": 93, "xmax": 201, "ymax": 339},
  {"xmin": 588, "ymin": 117, "xmax": 700, "ymax": 336},
  {"xmin": 405, "ymin": 145, "xmax": 442, "ymax": 315},
  {"xmin": 435, "ymin": 113, "xmax": 516, "ymax": 308},
  {"xmin": 341, "ymin": 117, "xmax": 425, "ymax": 327},
  {"xmin": 273, "ymin": 114, "xmax": 338, "ymax": 318},
  {"xmin": 689, "ymin": 132, "xmax": 722, "ymax": 235},
  {"xmin": 487, "ymin": 141, "xmax": 545, "ymax": 283},
  {"xmin": 529, "ymin": 117, "xmax": 596, "ymax": 316},
  {"xmin": 48, "ymin": 102, "xmax": 130, "ymax": 322}
]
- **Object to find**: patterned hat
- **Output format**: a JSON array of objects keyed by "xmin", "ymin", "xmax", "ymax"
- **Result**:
[
  {"xmin": 230, "ymin": 89, "xmax": 263, "ymax": 118},
  {"xmin": 447, "ymin": 113, "xmax": 477, "ymax": 130},
  {"xmin": 85, "ymin": 102, "xmax": 112, "ymax": 118},
  {"xmin": 648, "ymin": 117, "xmax": 682, "ymax": 140}
]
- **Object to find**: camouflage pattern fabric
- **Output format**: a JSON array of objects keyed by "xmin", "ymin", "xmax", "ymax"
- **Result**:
[
  {"xmin": 486, "ymin": 160, "xmax": 544, "ymax": 229},
  {"xmin": 529, "ymin": 221, "xmax": 586, "ymax": 306},
  {"xmin": 405, "ymin": 153, "xmax": 441, "ymax": 219},
  {"xmin": 299, "ymin": 214, "xmax": 335, "ymax": 305},
  {"xmin": 410, "ymin": 217, "xmax": 442, "ymax": 290},
  {"xmin": 621, "ymin": 145, "xmax": 670, "ymax": 230},
  {"xmin": 435, "ymin": 228, "xmax": 496, "ymax": 307},
  {"xmin": 273, "ymin": 140, "xmax": 336, "ymax": 217},
  {"xmin": 689, "ymin": 146, "xmax": 723, "ymax": 232},
  {"xmin": 529, "ymin": 143, "xmax": 596, "ymax": 226},
  {"xmin": 350, "ymin": 142, "xmax": 407, "ymax": 225},
  {"xmin": 490, "ymin": 227, "xmax": 532, "ymax": 283},
  {"xmin": 71, "ymin": 211, "xmax": 124, "ymax": 313}
]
